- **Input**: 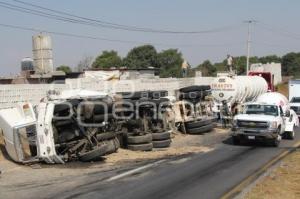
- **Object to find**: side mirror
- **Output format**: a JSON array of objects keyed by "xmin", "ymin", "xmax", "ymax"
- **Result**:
[{"xmin": 285, "ymin": 110, "xmax": 291, "ymax": 117}]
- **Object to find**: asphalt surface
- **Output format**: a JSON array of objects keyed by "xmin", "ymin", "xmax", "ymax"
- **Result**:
[
  {"xmin": 44, "ymin": 127, "xmax": 300, "ymax": 199},
  {"xmin": 1, "ymin": 128, "xmax": 299, "ymax": 199}
]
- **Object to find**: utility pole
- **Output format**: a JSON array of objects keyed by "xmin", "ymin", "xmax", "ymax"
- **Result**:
[{"xmin": 244, "ymin": 20, "xmax": 256, "ymax": 75}]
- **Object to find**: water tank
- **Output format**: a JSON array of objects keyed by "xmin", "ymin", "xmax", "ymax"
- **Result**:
[
  {"xmin": 21, "ymin": 57, "xmax": 34, "ymax": 71},
  {"xmin": 32, "ymin": 34, "xmax": 54, "ymax": 74},
  {"xmin": 256, "ymin": 92, "xmax": 289, "ymax": 113},
  {"xmin": 211, "ymin": 76, "xmax": 268, "ymax": 104}
]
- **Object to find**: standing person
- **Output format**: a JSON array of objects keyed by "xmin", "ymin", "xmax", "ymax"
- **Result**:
[
  {"xmin": 226, "ymin": 54, "xmax": 234, "ymax": 73},
  {"xmin": 181, "ymin": 59, "xmax": 190, "ymax": 78}
]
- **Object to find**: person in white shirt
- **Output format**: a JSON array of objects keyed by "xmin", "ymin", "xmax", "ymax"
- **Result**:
[{"xmin": 227, "ymin": 55, "xmax": 234, "ymax": 73}]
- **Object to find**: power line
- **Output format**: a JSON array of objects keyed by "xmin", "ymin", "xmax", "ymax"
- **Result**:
[
  {"xmin": 257, "ymin": 23, "xmax": 300, "ymax": 40},
  {"xmin": 0, "ymin": 22, "xmax": 245, "ymax": 47},
  {"xmin": 1, "ymin": 0, "xmax": 243, "ymax": 34}
]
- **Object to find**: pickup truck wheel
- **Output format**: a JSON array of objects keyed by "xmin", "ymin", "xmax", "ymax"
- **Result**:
[
  {"xmin": 152, "ymin": 132, "xmax": 171, "ymax": 141},
  {"xmin": 153, "ymin": 139, "xmax": 171, "ymax": 148},
  {"xmin": 232, "ymin": 136, "xmax": 240, "ymax": 145},
  {"xmin": 79, "ymin": 145, "xmax": 108, "ymax": 162},
  {"xmin": 286, "ymin": 127, "xmax": 295, "ymax": 140},
  {"xmin": 271, "ymin": 130, "xmax": 281, "ymax": 147},
  {"xmin": 127, "ymin": 143, "xmax": 153, "ymax": 151},
  {"xmin": 127, "ymin": 134, "xmax": 152, "ymax": 144}
]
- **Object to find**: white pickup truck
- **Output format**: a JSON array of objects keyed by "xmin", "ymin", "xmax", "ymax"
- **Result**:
[{"xmin": 232, "ymin": 92, "xmax": 299, "ymax": 147}]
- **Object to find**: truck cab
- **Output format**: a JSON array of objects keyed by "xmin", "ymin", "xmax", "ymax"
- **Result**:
[{"xmin": 232, "ymin": 92, "xmax": 299, "ymax": 146}]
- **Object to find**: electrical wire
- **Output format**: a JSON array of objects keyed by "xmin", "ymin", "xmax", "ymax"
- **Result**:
[
  {"xmin": 0, "ymin": 0, "xmax": 243, "ymax": 34},
  {"xmin": 0, "ymin": 22, "xmax": 245, "ymax": 47}
]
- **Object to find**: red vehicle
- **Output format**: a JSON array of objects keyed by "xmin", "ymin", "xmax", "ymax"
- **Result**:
[{"xmin": 248, "ymin": 72, "xmax": 275, "ymax": 92}]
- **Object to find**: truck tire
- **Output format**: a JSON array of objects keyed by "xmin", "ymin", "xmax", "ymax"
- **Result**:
[
  {"xmin": 127, "ymin": 143, "xmax": 153, "ymax": 151},
  {"xmin": 186, "ymin": 124, "xmax": 214, "ymax": 134},
  {"xmin": 153, "ymin": 139, "xmax": 171, "ymax": 148},
  {"xmin": 105, "ymin": 138, "xmax": 120, "ymax": 154},
  {"xmin": 185, "ymin": 119, "xmax": 212, "ymax": 129},
  {"xmin": 152, "ymin": 132, "xmax": 171, "ymax": 141},
  {"xmin": 285, "ymin": 126, "xmax": 295, "ymax": 140},
  {"xmin": 127, "ymin": 134, "xmax": 152, "ymax": 144},
  {"xmin": 271, "ymin": 129, "xmax": 281, "ymax": 147},
  {"xmin": 232, "ymin": 136, "xmax": 241, "ymax": 145},
  {"xmin": 79, "ymin": 145, "xmax": 108, "ymax": 162},
  {"xmin": 96, "ymin": 132, "xmax": 116, "ymax": 141}
]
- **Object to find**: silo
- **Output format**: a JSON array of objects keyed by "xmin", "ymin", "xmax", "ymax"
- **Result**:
[
  {"xmin": 21, "ymin": 57, "xmax": 34, "ymax": 71},
  {"xmin": 32, "ymin": 34, "xmax": 54, "ymax": 74}
]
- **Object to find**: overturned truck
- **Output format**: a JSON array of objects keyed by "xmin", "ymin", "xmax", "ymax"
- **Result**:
[
  {"xmin": 171, "ymin": 85, "xmax": 216, "ymax": 134},
  {"xmin": 0, "ymin": 90, "xmax": 122, "ymax": 164},
  {"xmin": 119, "ymin": 90, "xmax": 172, "ymax": 151}
]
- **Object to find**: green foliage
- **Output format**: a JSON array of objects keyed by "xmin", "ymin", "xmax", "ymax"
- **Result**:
[
  {"xmin": 281, "ymin": 52, "xmax": 300, "ymax": 76},
  {"xmin": 92, "ymin": 50, "xmax": 122, "ymax": 69},
  {"xmin": 197, "ymin": 60, "xmax": 216, "ymax": 76},
  {"xmin": 157, "ymin": 49, "xmax": 183, "ymax": 78},
  {"xmin": 259, "ymin": 55, "xmax": 282, "ymax": 64},
  {"xmin": 123, "ymin": 45, "xmax": 158, "ymax": 68},
  {"xmin": 56, "ymin": 65, "xmax": 72, "ymax": 73}
]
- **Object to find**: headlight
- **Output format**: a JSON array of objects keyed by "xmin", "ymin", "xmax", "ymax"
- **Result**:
[{"xmin": 269, "ymin": 121, "xmax": 277, "ymax": 129}]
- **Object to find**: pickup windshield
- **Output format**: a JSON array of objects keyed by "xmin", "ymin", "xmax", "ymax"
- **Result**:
[
  {"xmin": 244, "ymin": 104, "xmax": 278, "ymax": 116},
  {"xmin": 291, "ymin": 97, "xmax": 300, "ymax": 103}
]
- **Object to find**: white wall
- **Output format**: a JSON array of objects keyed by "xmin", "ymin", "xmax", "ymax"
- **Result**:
[{"xmin": 0, "ymin": 76, "xmax": 214, "ymax": 109}]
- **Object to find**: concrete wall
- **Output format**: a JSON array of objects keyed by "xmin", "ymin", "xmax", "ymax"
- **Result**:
[{"xmin": 0, "ymin": 77, "xmax": 214, "ymax": 109}]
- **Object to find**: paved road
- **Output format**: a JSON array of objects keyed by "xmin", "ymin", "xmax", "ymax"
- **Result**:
[{"xmin": 46, "ymin": 128, "xmax": 300, "ymax": 199}]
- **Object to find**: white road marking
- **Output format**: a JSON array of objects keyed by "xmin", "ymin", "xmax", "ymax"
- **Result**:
[{"xmin": 106, "ymin": 160, "xmax": 166, "ymax": 182}]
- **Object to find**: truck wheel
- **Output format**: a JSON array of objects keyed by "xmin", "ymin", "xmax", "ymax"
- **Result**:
[
  {"xmin": 127, "ymin": 143, "xmax": 153, "ymax": 151},
  {"xmin": 185, "ymin": 119, "xmax": 212, "ymax": 129},
  {"xmin": 152, "ymin": 132, "xmax": 171, "ymax": 141},
  {"xmin": 127, "ymin": 134, "xmax": 152, "ymax": 144},
  {"xmin": 286, "ymin": 127, "xmax": 295, "ymax": 140},
  {"xmin": 96, "ymin": 132, "xmax": 116, "ymax": 141},
  {"xmin": 79, "ymin": 145, "xmax": 108, "ymax": 162},
  {"xmin": 186, "ymin": 124, "xmax": 214, "ymax": 134},
  {"xmin": 153, "ymin": 139, "xmax": 171, "ymax": 148},
  {"xmin": 271, "ymin": 132, "xmax": 281, "ymax": 147},
  {"xmin": 232, "ymin": 136, "xmax": 240, "ymax": 145}
]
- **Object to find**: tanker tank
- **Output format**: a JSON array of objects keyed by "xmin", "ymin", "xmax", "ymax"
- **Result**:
[{"xmin": 211, "ymin": 75, "xmax": 268, "ymax": 105}]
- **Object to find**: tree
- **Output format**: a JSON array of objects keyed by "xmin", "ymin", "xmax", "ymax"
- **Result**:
[
  {"xmin": 123, "ymin": 45, "xmax": 158, "ymax": 68},
  {"xmin": 56, "ymin": 65, "xmax": 72, "ymax": 73},
  {"xmin": 157, "ymin": 49, "xmax": 183, "ymax": 78},
  {"xmin": 197, "ymin": 60, "xmax": 216, "ymax": 76},
  {"xmin": 77, "ymin": 56, "xmax": 93, "ymax": 72},
  {"xmin": 259, "ymin": 55, "xmax": 281, "ymax": 64},
  {"xmin": 282, "ymin": 52, "xmax": 300, "ymax": 76},
  {"xmin": 92, "ymin": 51, "xmax": 122, "ymax": 69}
]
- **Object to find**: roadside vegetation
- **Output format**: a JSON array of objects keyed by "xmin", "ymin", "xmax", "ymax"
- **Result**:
[
  {"xmin": 56, "ymin": 45, "xmax": 300, "ymax": 79},
  {"xmin": 246, "ymin": 150, "xmax": 300, "ymax": 199}
]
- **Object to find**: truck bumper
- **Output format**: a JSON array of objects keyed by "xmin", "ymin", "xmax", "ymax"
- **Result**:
[{"xmin": 232, "ymin": 128, "xmax": 278, "ymax": 140}]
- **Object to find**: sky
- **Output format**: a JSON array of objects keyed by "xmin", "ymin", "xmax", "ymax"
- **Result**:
[{"xmin": 0, "ymin": 0, "xmax": 300, "ymax": 76}]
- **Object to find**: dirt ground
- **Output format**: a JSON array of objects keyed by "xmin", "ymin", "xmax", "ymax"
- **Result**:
[
  {"xmin": 246, "ymin": 150, "xmax": 300, "ymax": 199},
  {"xmin": 0, "ymin": 128, "xmax": 229, "ymax": 185}
]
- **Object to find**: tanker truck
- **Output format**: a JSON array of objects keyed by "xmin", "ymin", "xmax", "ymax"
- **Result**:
[
  {"xmin": 232, "ymin": 92, "xmax": 299, "ymax": 147},
  {"xmin": 211, "ymin": 75, "xmax": 268, "ymax": 124}
]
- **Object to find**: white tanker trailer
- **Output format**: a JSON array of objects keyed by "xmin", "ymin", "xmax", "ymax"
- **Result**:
[
  {"xmin": 211, "ymin": 75, "xmax": 269, "ymax": 125},
  {"xmin": 211, "ymin": 76, "xmax": 268, "ymax": 105}
]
